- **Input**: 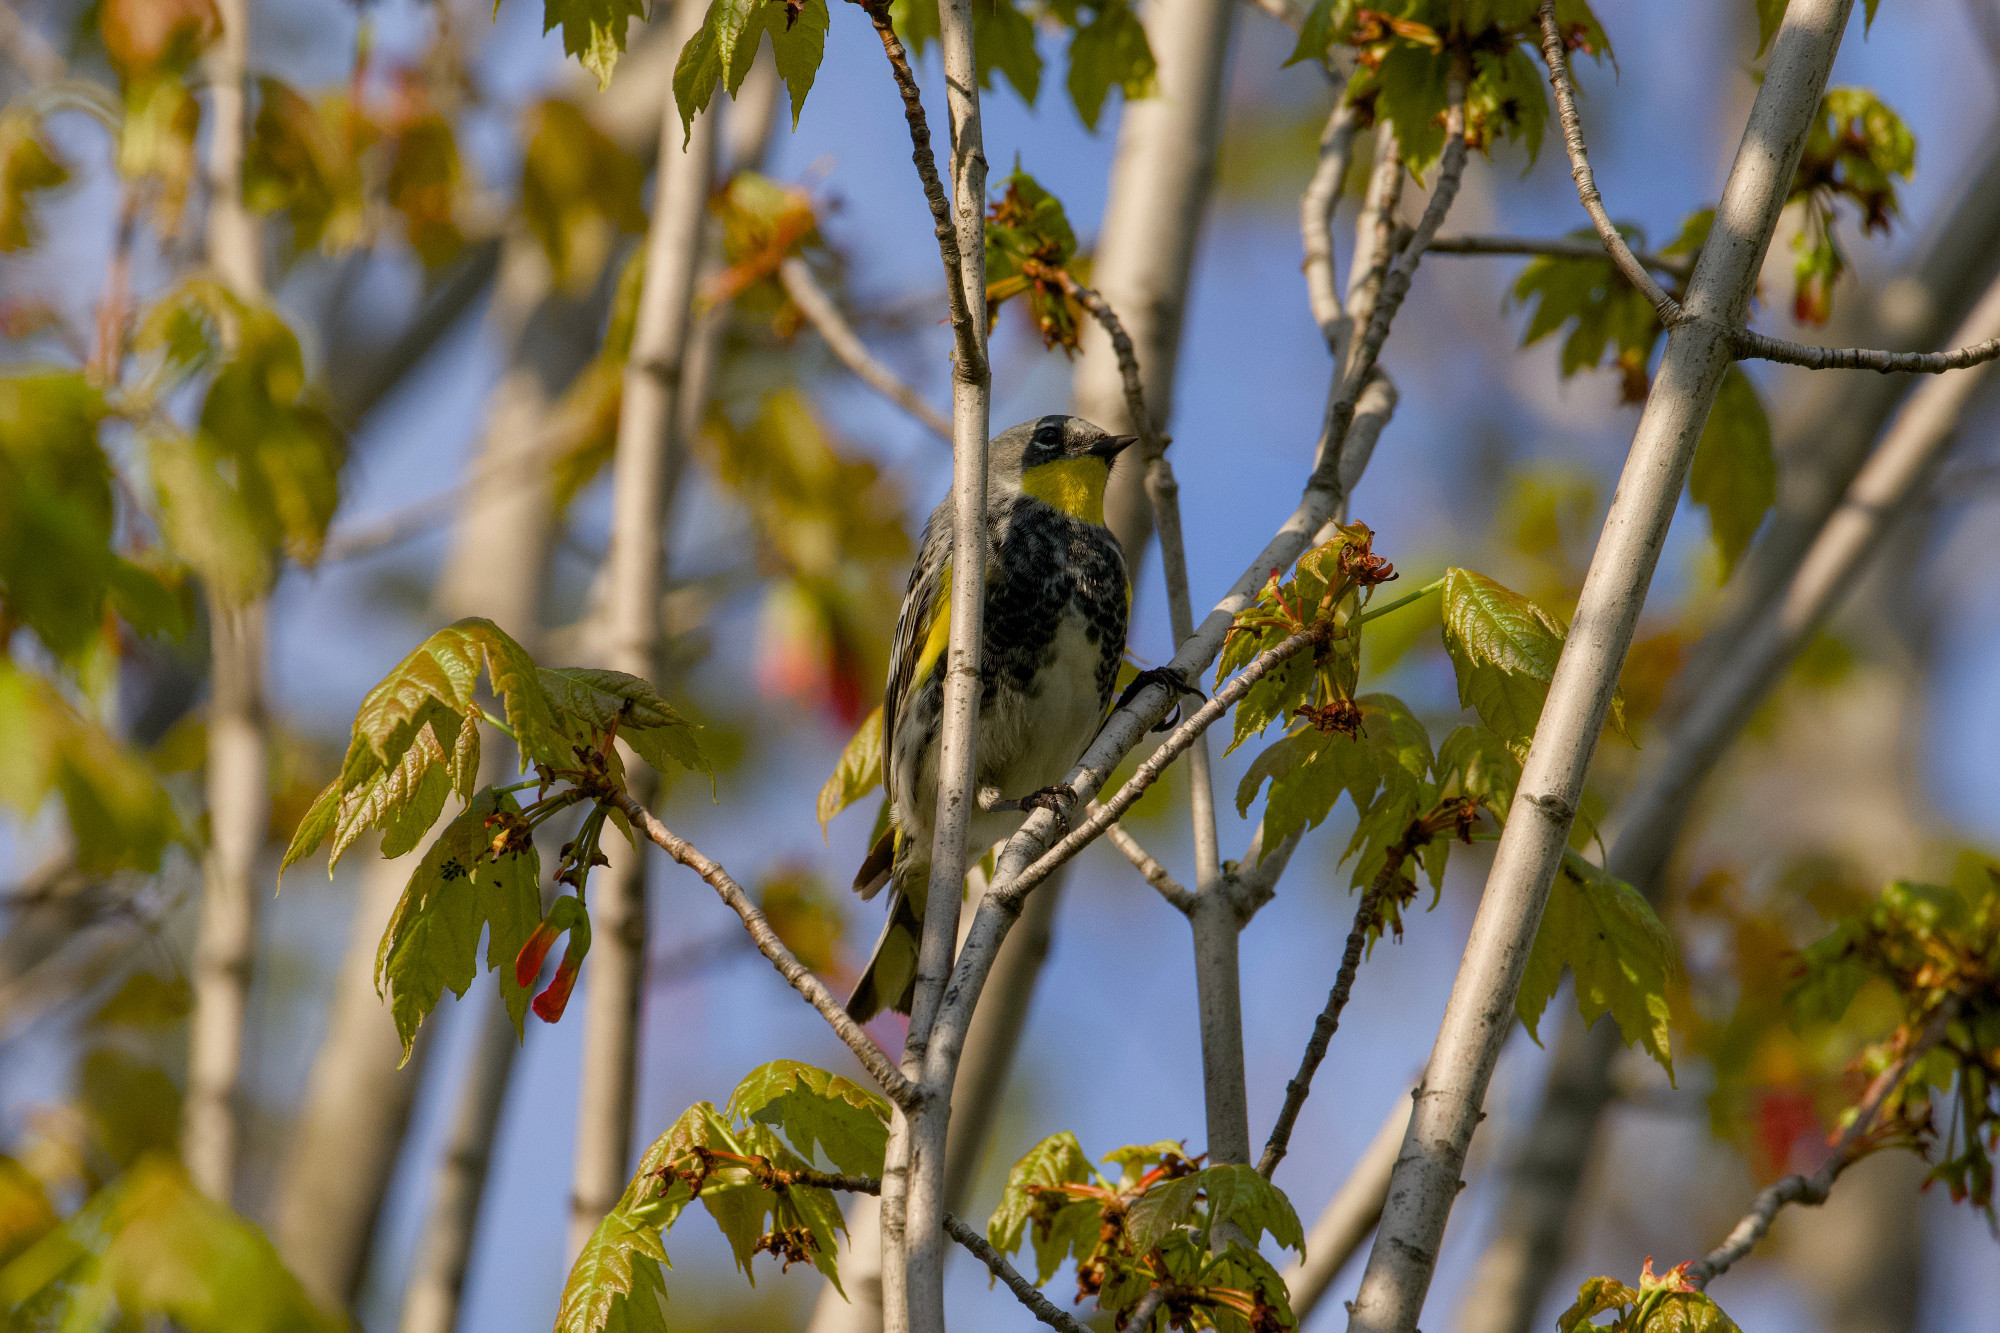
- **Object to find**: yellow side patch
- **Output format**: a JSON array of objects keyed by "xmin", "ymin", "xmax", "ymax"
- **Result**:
[
  {"xmin": 915, "ymin": 558, "xmax": 952, "ymax": 684},
  {"xmin": 1021, "ymin": 456, "xmax": 1111, "ymax": 525}
]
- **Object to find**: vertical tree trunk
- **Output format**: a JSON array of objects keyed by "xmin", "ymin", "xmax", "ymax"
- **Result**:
[
  {"xmin": 182, "ymin": 0, "xmax": 266, "ymax": 1205},
  {"xmin": 1070, "ymin": 0, "xmax": 1236, "ymax": 567},
  {"xmin": 1458, "ymin": 144, "xmax": 2000, "ymax": 1333},
  {"xmin": 1344, "ymin": 4, "xmax": 1855, "ymax": 1328},
  {"xmin": 566, "ymin": 0, "xmax": 720, "ymax": 1260}
]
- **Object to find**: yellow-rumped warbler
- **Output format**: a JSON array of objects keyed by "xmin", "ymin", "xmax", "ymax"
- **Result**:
[{"xmin": 846, "ymin": 416, "xmax": 1137, "ymax": 1020}]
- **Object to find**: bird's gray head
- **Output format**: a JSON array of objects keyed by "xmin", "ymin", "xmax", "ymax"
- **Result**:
[{"xmin": 987, "ymin": 415, "xmax": 1137, "ymax": 524}]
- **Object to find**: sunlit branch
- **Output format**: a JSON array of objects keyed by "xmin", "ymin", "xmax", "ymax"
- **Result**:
[
  {"xmin": 1534, "ymin": 1, "xmax": 1684, "ymax": 323},
  {"xmin": 779, "ymin": 256, "xmax": 954, "ymax": 441},
  {"xmin": 1733, "ymin": 325, "xmax": 2000, "ymax": 373},
  {"xmin": 615, "ymin": 795, "xmax": 917, "ymax": 1109},
  {"xmin": 1304, "ymin": 102, "xmax": 1363, "ymax": 349},
  {"xmin": 1428, "ymin": 233, "xmax": 1692, "ymax": 278},
  {"xmin": 1688, "ymin": 1003, "xmax": 1956, "ymax": 1289}
]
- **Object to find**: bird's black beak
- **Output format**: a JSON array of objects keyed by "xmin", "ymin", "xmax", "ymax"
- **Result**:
[{"xmin": 1090, "ymin": 434, "xmax": 1140, "ymax": 460}]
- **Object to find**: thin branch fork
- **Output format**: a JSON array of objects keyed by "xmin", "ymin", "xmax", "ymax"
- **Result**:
[
  {"xmin": 1688, "ymin": 1002, "xmax": 1957, "ymax": 1289},
  {"xmin": 1536, "ymin": 0, "xmax": 2000, "ymax": 379},
  {"xmin": 1320, "ymin": 68, "xmax": 1467, "ymax": 482},
  {"xmin": 615, "ymin": 795, "xmax": 917, "ymax": 1109},
  {"xmin": 1533, "ymin": 2, "xmax": 1683, "ymax": 324},
  {"xmin": 1000, "ymin": 622, "xmax": 1332, "ymax": 909},
  {"xmin": 1100, "ymin": 814, "xmax": 1196, "ymax": 914},
  {"xmin": 853, "ymin": 0, "xmax": 988, "ymax": 385},
  {"xmin": 778, "ymin": 256, "xmax": 954, "ymax": 441}
]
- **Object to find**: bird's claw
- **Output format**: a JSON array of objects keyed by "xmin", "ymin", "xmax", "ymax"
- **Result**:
[
  {"xmin": 1014, "ymin": 783, "xmax": 1077, "ymax": 836},
  {"xmin": 1117, "ymin": 666, "xmax": 1206, "ymax": 733}
]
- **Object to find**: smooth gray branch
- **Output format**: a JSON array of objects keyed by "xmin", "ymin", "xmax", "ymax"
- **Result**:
[
  {"xmin": 779, "ymin": 256, "xmax": 954, "ymax": 440},
  {"xmin": 1428, "ymin": 233, "xmax": 1692, "ymax": 278},
  {"xmin": 1304, "ymin": 102, "xmax": 1363, "ymax": 348},
  {"xmin": 1100, "ymin": 814, "xmax": 1196, "ymax": 914},
  {"xmin": 1534, "ymin": 2, "xmax": 1684, "ymax": 323},
  {"xmin": 617, "ymin": 796, "xmax": 916, "ymax": 1109}
]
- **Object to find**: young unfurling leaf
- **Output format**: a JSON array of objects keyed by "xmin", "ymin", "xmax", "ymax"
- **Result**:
[
  {"xmin": 538, "ymin": 666, "xmax": 713, "ymax": 790},
  {"xmin": 1441, "ymin": 567, "xmax": 1624, "ymax": 758},
  {"xmin": 1785, "ymin": 88, "xmax": 1914, "ymax": 324},
  {"xmin": 984, "ymin": 167, "xmax": 1088, "ymax": 352},
  {"xmin": 1287, "ymin": 0, "xmax": 1611, "ymax": 174},
  {"xmin": 1558, "ymin": 1261, "xmax": 1740, "ymax": 1333},
  {"xmin": 374, "ymin": 787, "xmax": 542, "ymax": 1057},
  {"xmin": 1518, "ymin": 851, "xmax": 1677, "ymax": 1077},
  {"xmin": 988, "ymin": 1130, "xmax": 1099, "ymax": 1282},
  {"xmin": 723, "ymin": 1060, "xmax": 891, "ymax": 1177}
]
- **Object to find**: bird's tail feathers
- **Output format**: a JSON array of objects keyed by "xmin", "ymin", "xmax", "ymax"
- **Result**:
[
  {"xmin": 853, "ymin": 824, "xmax": 896, "ymax": 900},
  {"xmin": 845, "ymin": 884, "xmax": 922, "ymax": 1021}
]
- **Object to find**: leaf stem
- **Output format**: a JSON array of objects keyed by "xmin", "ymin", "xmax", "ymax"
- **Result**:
[
  {"xmin": 1353, "ymin": 577, "xmax": 1444, "ymax": 627},
  {"xmin": 477, "ymin": 707, "xmax": 516, "ymax": 741}
]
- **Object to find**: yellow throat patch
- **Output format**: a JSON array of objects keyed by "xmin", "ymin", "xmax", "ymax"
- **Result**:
[{"xmin": 1020, "ymin": 456, "xmax": 1111, "ymax": 525}]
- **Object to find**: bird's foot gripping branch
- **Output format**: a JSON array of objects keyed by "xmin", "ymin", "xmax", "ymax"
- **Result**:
[{"xmin": 280, "ymin": 617, "xmax": 712, "ymax": 1054}]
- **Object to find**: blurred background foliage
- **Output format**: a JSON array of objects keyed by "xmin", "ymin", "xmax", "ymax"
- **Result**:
[{"xmin": 0, "ymin": 0, "xmax": 1996, "ymax": 1329}]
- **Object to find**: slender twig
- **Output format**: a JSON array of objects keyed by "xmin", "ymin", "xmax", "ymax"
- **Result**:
[
  {"xmin": 1687, "ymin": 1003, "xmax": 1955, "ymax": 1288},
  {"xmin": 1100, "ymin": 814, "xmax": 1195, "ymax": 914},
  {"xmin": 1061, "ymin": 279, "xmax": 1221, "ymax": 897},
  {"xmin": 1534, "ymin": 1, "xmax": 1684, "ymax": 324},
  {"xmin": 1303, "ymin": 102, "xmax": 1363, "ymax": 349},
  {"xmin": 1428, "ymin": 233, "xmax": 1693, "ymax": 278},
  {"xmin": 1000, "ymin": 623, "xmax": 1332, "ymax": 909},
  {"xmin": 1733, "ymin": 325, "xmax": 2000, "ymax": 373},
  {"xmin": 1321, "ymin": 69, "xmax": 1467, "ymax": 482},
  {"xmin": 941, "ymin": 1215, "xmax": 1094, "ymax": 1333},
  {"xmin": 616, "ymin": 795, "xmax": 916, "ymax": 1109},
  {"xmin": 853, "ymin": 0, "xmax": 986, "ymax": 382},
  {"xmin": 1257, "ymin": 866, "xmax": 1396, "ymax": 1179},
  {"xmin": 779, "ymin": 256, "xmax": 953, "ymax": 440}
]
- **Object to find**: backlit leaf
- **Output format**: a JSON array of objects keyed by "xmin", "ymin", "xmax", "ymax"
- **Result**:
[
  {"xmin": 674, "ymin": 0, "xmax": 831, "ymax": 144},
  {"xmin": 1199, "ymin": 1165, "xmax": 1304, "ymax": 1256},
  {"xmin": 818, "ymin": 705, "xmax": 883, "ymax": 832},
  {"xmin": 1441, "ymin": 568, "xmax": 1622, "ymax": 757},
  {"xmin": 1689, "ymin": 367, "xmax": 1774, "ymax": 579},
  {"xmin": 723, "ymin": 1060, "xmax": 891, "ymax": 1177},
  {"xmin": 1518, "ymin": 852, "xmax": 1677, "ymax": 1077},
  {"xmin": 374, "ymin": 788, "xmax": 542, "ymax": 1058},
  {"xmin": 0, "ymin": 110, "xmax": 69, "ymax": 251},
  {"xmin": 558, "ymin": 1204, "xmax": 672, "ymax": 1333},
  {"xmin": 0, "ymin": 661, "xmax": 181, "ymax": 874},
  {"xmin": 542, "ymin": 0, "xmax": 650, "ymax": 89}
]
